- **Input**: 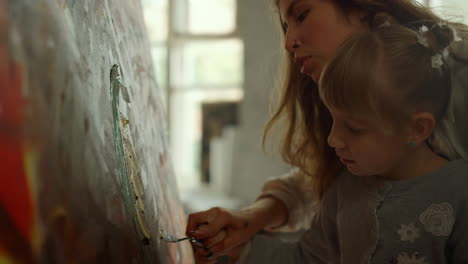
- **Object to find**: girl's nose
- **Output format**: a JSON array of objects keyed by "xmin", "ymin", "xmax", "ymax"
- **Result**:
[{"xmin": 327, "ymin": 126, "xmax": 345, "ymax": 150}]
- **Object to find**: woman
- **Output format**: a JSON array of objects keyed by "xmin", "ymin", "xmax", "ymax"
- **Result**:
[{"xmin": 186, "ymin": 0, "xmax": 468, "ymax": 262}]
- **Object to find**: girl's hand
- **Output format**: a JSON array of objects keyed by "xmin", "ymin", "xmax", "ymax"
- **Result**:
[
  {"xmin": 186, "ymin": 197, "xmax": 288, "ymax": 263},
  {"xmin": 186, "ymin": 207, "xmax": 255, "ymax": 263}
]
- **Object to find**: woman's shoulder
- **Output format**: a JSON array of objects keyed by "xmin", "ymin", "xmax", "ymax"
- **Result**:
[{"xmin": 449, "ymin": 39, "xmax": 468, "ymax": 72}]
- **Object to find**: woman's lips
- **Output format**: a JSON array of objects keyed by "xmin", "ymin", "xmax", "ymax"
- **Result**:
[
  {"xmin": 294, "ymin": 56, "xmax": 312, "ymax": 74},
  {"xmin": 294, "ymin": 56, "xmax": 321, "ymax": 81},
  {"xmin": 301, "ymin": 57, "xmax": 314, "ymax": 74}
]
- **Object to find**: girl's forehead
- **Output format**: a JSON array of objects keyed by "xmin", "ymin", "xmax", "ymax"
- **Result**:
[
  {"xmin": 329, "ymin": 105, "xmax": 384, "ymax": 126},
  {"xmin": 328, "ymin": 106, "xmax": 366, "ymax": 121}
]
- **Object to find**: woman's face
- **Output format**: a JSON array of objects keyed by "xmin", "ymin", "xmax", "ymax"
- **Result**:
[{"xmin": 279, "ymin": 0, "xmax": 367, "ymax": 82}]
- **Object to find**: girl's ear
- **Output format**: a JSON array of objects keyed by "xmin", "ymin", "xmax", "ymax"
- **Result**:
[{"xmin": 407, "ymin": 112, "xmax": 436, "ymax": 146}]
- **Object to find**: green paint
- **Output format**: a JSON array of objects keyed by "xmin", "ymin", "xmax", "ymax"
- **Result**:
[{"xmin": 110, "ymin": 64, "xmax": 151, "ymax": 243}]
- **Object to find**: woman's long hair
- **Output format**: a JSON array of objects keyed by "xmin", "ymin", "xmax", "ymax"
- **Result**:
[{"xmin": 264, "ymin": 0, "xmax": 468, "ymax": 200}]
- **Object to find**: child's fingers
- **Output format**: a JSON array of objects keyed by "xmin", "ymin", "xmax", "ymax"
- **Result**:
[
  {"xmin": 193, "ymin": 247, "xmax": 217, "ymax": 264},
  {"xmin": 227, "ymin": 242, "xmax": 248, "ymax": 263},
  {"xmin": 203, "ymin": 229, "xmax": 226, "ymax": 248},
  {"xmin": 186, "ymin": 210, "xmax": 212, "ymax": 236},
  {"xmin": 187, "ymin": 207, "xmax": 233, "ymax": 239},
  {"xmin": 203, "ymin": 243, "xmax": 247, "ymax": 263},
  {"xmin": 208, "ymin": 230, "xmax": 246, "ymax": 256}
]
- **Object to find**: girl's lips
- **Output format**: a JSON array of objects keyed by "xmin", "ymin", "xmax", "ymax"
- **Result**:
[{"xmin": 339, "ymin": 156, "xmax": 355, "ymax": 165}]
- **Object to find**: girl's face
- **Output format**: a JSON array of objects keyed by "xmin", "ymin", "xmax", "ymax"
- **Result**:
[
  {"xmin": 278, "ymin": 0, "xmax": 367, "ymax": 82},
  {"xmin": 326, "ymin": 106, "xmax": 412, "ymax": 179}
]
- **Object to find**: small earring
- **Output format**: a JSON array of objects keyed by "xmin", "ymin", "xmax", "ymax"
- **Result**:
[{"xmin": 408, "ymin": 141, "xmax": 415, "ymax": 147}]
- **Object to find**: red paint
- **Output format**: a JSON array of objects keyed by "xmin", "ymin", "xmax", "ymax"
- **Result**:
[{"xmin": 0, "ymin": 62, "xmax": 35, "ymax": 248}]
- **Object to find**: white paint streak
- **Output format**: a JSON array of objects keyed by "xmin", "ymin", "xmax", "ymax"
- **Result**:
[
  {"xmin": 47, "ymin": 38, "xmax": 55, "ymax": 48},
  {"xmin": 84, "ymin": 0, "xmax": 89, "ymax": 13},
  {"xmin": 63, "ymin": 8, "xmax": 76, "ymax": 40},
  {"xmin": 103, "ymin": 0, "xmax": 127, "ymax": 77},
  {"xmin": 140, "ymin": 168, "xmax": 148, "ymax": 188},
  {"xmin": 61, "ymin": 7, "xmax": 80, "ymax": 60},
  {"xmin": 88, "ymin": 28, "xmax": 93, "ymax": 51},
  {"xmin": 90, "ymin": 105, "xmax": 106, "ymax": 145}
]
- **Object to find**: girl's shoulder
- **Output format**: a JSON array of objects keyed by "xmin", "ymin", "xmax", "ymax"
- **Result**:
[
  {"xmin": 438, "ymin": 159, "xmax": 468, "ymax": 186},
  {"xmin": 329, "ymin": 170, "xmax": 381, "ymax": 200}
]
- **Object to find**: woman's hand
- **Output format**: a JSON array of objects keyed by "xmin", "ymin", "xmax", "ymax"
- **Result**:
[{"xmin": 186, "ymin": 197, "xmax": 288, "ymax": 263}]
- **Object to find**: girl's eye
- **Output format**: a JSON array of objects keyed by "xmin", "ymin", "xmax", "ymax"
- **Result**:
[
  {"xmin": 349, "ymin": 128, "xmax": 362, "ymax": 134},
  {"xmin": 346, "ymin": 124, "xmax": 365, "ymax": 135},
  {"xmin": 296, "ymin": 10, "xmax": 310, "ymax": 22}
]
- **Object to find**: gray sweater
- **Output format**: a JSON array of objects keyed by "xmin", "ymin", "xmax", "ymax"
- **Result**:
[{"xmin": 240, "ymin": 159, "xmax": 468, "ymax": 263}]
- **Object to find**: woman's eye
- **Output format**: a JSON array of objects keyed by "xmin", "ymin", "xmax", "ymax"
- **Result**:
[
  {"xmin": 297, "ymin": 10, "xmax": 309, "ymax": 22},
  {"xmin": 282, "ymin": 22, "xmax": 288, "ymax": 32}
]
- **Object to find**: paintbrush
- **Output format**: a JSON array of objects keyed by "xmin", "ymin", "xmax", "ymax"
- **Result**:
[{"xmin": 159, "ymin": 228, "xmax": 207, "ymax": 248}]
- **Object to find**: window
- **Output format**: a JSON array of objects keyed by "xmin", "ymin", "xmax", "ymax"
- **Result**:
[
  {"xmin": 143, "ymin": 0, "xmax": 243, "ymax": 192},
  {"xmin": 429, "ymin": 0, "xmax": 468, "ymax": 24}
]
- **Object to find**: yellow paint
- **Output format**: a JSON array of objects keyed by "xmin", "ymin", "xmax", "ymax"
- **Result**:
[
  {"xmin": 136, "ymin": 204, "xmax": 151, "ymax": 241},
  {"xmin": 23, "ymin": 144, "xmax": 41, "ymax": 254},
  {"xmin": 0, "ymin": 255, "xmax": 15, "ymax": 264}
]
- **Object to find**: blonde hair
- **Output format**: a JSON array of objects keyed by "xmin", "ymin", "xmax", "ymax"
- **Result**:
[
  {"xmin": 265, "ymin": 0, "xmax": 468, "ymax": 200},
  {"xmin": 319, "ymin": 23, "xmax": 454, "ymax": 132}
]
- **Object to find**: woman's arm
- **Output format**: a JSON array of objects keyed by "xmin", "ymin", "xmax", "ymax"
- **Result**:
[
  {"xmin": 258, "ymin": 168, "xmax": 318, "ymax": 232},
  {"xmin": 186, "ymin": 168, "xmax": 318, "ymax": 263}
]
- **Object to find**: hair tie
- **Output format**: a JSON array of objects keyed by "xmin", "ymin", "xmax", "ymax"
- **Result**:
[
  {"xmin": 417, "ymin": 25, "xmax": 430, "ymax": 47},
  {"xmin": 416, "ymin": 24, "xmax": 461, "ymax": 69},
  {"xmin": 378, "ymin": 21, "xmax": 391, "ymax": 29}
]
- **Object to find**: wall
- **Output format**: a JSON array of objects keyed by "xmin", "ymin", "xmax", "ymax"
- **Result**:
[{"xmin": 0, "ymin": 0, "xmax": 193, "ymax": 263}]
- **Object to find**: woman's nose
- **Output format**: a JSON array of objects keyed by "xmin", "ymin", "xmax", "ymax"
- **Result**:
[{"xmin": 285, "ymin": 31, "xmax": 300, "ymax": 52}]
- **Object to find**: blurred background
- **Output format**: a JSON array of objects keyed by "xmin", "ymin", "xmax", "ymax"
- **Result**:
[{"xmin": 140, "ymin": 0, "xmax": 468, "ymax": 214}]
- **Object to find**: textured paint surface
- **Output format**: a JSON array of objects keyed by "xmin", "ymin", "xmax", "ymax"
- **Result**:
[{"xmin": 1, "ymin": 0, "xmax": 192, "ymax": 263}]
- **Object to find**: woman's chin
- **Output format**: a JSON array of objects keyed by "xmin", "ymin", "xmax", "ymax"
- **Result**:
[
  {"xmin": 301, "ymin": 71, "xmax": 317, "ymax": 82},
  {"xmin": 311, "ymin": 72, "xmax": 320, "ymax": 83},
  {"xmin": 303, "ymin": 68, "xmax": 321, "ymax": 83}
]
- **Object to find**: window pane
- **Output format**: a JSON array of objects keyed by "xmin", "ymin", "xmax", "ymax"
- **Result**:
[
  {"xmin": 172, "ymin": 39, "xmax": 243, "ymax": 87},
  {"xmin": 170, "ymin": 88, "xmax": 243, "ymax": 191},
  {"xmin": 186, "ymin": 0, "xmax": 236, "ymax": 34},
  {"xmin": 430, "ymin": 0, "xmax": 468, "ymax": 24},
  {"xmin": 142, "ymin": 0, "xmax": 168, "ymax": 43},
  {"xmin": 150, "ymin": 45, "xmax": 168, "ymax": 112},
  {"xmin": 152, "ymin": 45, "xmax": 167, "ymax": 89}
]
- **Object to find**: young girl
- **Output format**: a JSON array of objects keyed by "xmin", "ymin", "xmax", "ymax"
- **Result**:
[{"xmin": 235, "ymin": 23, "xmax": 468, "ymax": 263}]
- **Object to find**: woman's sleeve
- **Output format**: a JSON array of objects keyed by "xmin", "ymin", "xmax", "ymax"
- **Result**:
[
  {"xmin": 256, "ymin": 167, "xmax": 319, "ymax": 232},
  {"xmin": 432, "ymin": 39, "xmax": 468, "ymax": 161},
  {"xmin": 235, "ymin": 178, "xmax": 340, "ymax": 264}
]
